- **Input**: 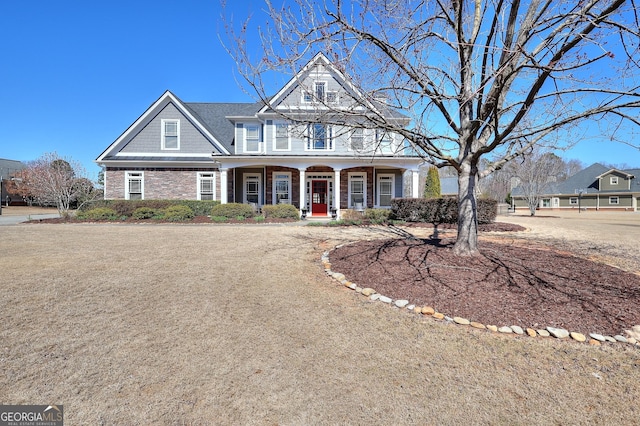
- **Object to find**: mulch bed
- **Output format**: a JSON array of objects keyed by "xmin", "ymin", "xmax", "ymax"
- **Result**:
[{"xmin": 330, "ymin": 235, "xmax": 640, "ymax": 337}]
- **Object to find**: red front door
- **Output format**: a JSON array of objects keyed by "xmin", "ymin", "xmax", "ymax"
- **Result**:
[{"xmin": 311, "ymin": 180, "xmax": 328, "ymax": 215}]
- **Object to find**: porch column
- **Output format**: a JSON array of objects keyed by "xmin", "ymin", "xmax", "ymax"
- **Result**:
[
  {"xmin": 220, "ymin": 168, "xmax": 228, "ymax": 204},
  {"xmin": 411, "ymin": 169, "xmax": 420, "ymax": 198},
  {"xmin": 334, "ymin": 168, "xmax": 341, "ymax": 219},
  {"xmin": 298, "ymin": 168, "xmax": 306, "ymax": 214}
]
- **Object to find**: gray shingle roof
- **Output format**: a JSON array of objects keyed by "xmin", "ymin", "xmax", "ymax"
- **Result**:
[
  {"xmin": 184, "ymin": 102, "xmax": 263, "ymax": 152},
  {"xmin": 0, "ymin": 158, "xmax": 25, "ymax": 178}
]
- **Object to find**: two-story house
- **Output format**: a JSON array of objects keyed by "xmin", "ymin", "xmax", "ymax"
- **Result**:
[
  {"xmin": 96, "ymin": 53, "xmax": 423, "ymax": 218},
  {"xmin": 512, "ymin": 163, "xmax": 640, "ymax": 211}
]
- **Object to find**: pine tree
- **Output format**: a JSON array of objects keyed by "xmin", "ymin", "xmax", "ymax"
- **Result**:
[{"xmin": 423, "ymin": 166, "xmax": 441, "ymax": 199}]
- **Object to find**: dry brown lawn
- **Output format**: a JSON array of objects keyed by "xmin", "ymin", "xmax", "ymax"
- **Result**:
[{"xmin": 1, "ymin": 215, "xmax": 639, "ymax": 424}]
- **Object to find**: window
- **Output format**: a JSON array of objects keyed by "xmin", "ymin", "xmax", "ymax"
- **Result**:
[
  {"xmin": 376, "ymin": 130, "xmax": 394, "ymax": 154},
  {"xmin": 348, "ymin": 173, "xmax": 366, "ymax": 208},
  {"xmin": 198, "ymin": 172, "xmax": 215, "ymax": 200},
  {"xmin": 273, "ymin": 173, "xmax": 291, "ymax": 204},
  {"xmin": 315, "ymin": 82, "xmax": 325, "ymax": 101},
  {"xmin": 377, "ymin": 174, "xmax": 394, "ymax": 207},
  {"xmin": 274, "ymin": 123, "xmax": 290, "ymax": 151},
  {"xmin": 126, "ymin": 172, "xmax": 143, "ymax": 200},
  {"xmin": 244, "ymin": 174, "xmax": 261, "ymax": 205},
  {"xmin": 610, "ymin": 176, "xmax": 619, "ymax": 185},
  {"xmin": 162, "ymin": 119, "xmax": 179, "ymax": 150},
  {"xmin": 302, "ymin": 81, "xmax": 336, "ymax": 103},
  {"xmin": 569, "ymin": 197, "xmax": 578, "ymax": 205},
  {"xmin": 307, "ymin": 123, "xmax": 333, "ymax": 150},
  {"xmin": 350, "ymin": 128, "xmax": 364, "ymax": 151},
  {"xmin": 609, "ymin": 196, "xmax": 619, "ymax": 205},
  {"xmin": 303, "ymin": 91, "xmax": 313, "ymax": 103},
  {"xmin": 245, "ymin": 124, "xmax": 261, "ymax": 152},
  {"xmin": 326, "ymin": 91, "xmax": 338, "ymax": 103}
]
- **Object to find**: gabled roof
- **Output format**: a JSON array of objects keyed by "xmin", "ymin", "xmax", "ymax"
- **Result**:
[
  {"xmin": 595, "ymin": 168, "xmax": 635, "ymax": 179},
  {"xmin": 97, "ymin": 91, "xmax": 233, "ymax": 162},
  {"xmin": 0, "ymin": 158, "xmax": 25, "ymax": 178}
]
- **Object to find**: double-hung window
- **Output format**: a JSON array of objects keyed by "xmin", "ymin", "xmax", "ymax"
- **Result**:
[
  {"xmin": 609, "ymin": 196, "xmax": 619, "ymax": 205},
  {"xmin": 273, "ymin": 173, "xmax": 291, "ymax": 204},
  {"xmin": 126, "ymin": 172, "xmax": 143, "ymax": 200},
  {"xmin": 274, "ymin": 123, "xmax": 290, "ymax": 151},
  {"xmin": 245, "ymin": 124, "xmax": 261, "ymax": 153},
  {"xmin": 377, "ymin": 174, "xmax": 394, "ymax": 207},
  {"xmin": 162, "ymin": 119, "xmax": 179, "ymax": 150},
  {"xmin": 349, "ymin": 173, "xmax": 366, "ymax": 209},
  {"xmin": 307, "ymin": 123, "xmax": 332, "ymax": 150},
  {"xmin": 376, "ymin": 130, "xmax": 394, "ymax": 154},
  {"xmin": 198, "ymin": 172, "xmax": 215, "ymax": 200},
  {"xmin": 350, "ymin": 128, "xmax": 364, "ymax": 151},
  {"xmin": 610, "ymin": 176, "xmax": 619, "ymax": 185}
]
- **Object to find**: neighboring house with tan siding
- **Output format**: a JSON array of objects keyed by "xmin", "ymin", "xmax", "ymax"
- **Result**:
[
  {"xmin": 512, "ymin": 163, "xmax": 640, "ymax": 211},
  {"xmin": 96, "ymin": 53, "xmax": 424, "ymax": 218}
]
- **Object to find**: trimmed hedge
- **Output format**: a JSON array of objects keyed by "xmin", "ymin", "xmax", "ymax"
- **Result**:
[
  {"xmin": 162, "ymin": 205, "xmax": 194, "ymax": 222},
  {"xmin": 261, "ymin": 204, "xmax": 300, "ymax": 219},
  {"xmin": 391, "ymin": 197, "xmax": 497, "ymax": 224},
  {"xmin": 79, "ymin": 199, "xmax": 220, "ymax": 217},
  {"xmin": 76, "ymin": 207, "xmax": 119, "ymax": 220},
  {"xmin": 132, "ymin": 207, "xmax": 159, "ymax": 220},
  {"xmin": 210, "ymin": 203, "xmax": 255, "ymax": 219}
]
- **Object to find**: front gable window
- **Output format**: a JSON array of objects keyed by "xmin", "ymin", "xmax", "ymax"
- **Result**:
[
  {"xmin": 162, "ymin": 119, "xmax": 180, "ymax": 150},
  {"xmin": 307, "ymin": 123, "xmax": 333, "ymax": 150},
  {"xmin": 302, "ymin": 81, "xmax": 338, "ymax": 104}
]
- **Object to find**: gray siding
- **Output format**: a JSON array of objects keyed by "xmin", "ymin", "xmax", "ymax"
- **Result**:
[
  {"xmin": 121, "ymin": 103, "xmax": 215, "ymax": 154},
  {"xmin": 599, "ymin": 171, "xmax": 631, "ymax": 191}
]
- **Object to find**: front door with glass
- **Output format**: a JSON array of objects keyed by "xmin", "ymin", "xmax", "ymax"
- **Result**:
[{"xmin": 311, "ymin": 180, "xmax": 328, "ymax": 215}]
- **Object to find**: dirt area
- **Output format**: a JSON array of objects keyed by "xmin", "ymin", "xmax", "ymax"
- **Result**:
[
  {"xmin": 1, "ymin": 216, "xmax": 639, "ymax": 424},
  {"xmin": 0, "ymin": 205, "xmax": 59, "ymax": 215}
]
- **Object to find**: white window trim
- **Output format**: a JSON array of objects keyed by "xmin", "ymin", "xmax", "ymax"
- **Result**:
[
  {"xmin": 272, "ymin": 122, "xmax": 291, "ymax": 151},
  {"xmin": 197, "ymin": 172, "xmax": 216, "ymax": 201},
  {"xmin": 348, "ymin": 172, "xmax": 367, "ymax": 209},
  {"xmin": 376, "ymin": 130, "xmax": 395, "ymax": 155},
  {"xmin": 243, "ymin": 124, "xmax": 262, "ymax": 153},
  {"xmin": 161, "ymin": 119, "xmax": 180, "ymax": 150},
  {"xmin": 305, "ymin": 123, "xmax": 334, "ymax": 151},
  {"xmin": 243, "ymin": 173, "xmax": 262, "ymax": 206},
  {"xmin": 349, "ymin": 128, "xmax": 364, "ymax": 152},
  {"xmin": 609, "ymin": 196, "xmax": 619, "ymax": 205},
  {"xmin": 610, "ymin": 176, "xmax": 619, "ymax": 185},
  {"xmin": 376, "ymin": 173, "xmax": 395, "ymax": 208},
  {"xmin": 125, "ymin": 171, "xmax": 144, "ymax": 200},
  {"xmin": 272, "ymin": 172, "xmax": 292, "ymax": 205},
  {"xmin": 569, "ymin": 197, "xmax": 578, "ymax": 205}
]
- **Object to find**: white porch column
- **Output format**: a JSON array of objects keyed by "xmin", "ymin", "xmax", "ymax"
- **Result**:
[
  {"xmin": 220, "ymin": 168, "xmax": 228, "ymax": 204},
  {"xmin": 412, "ymin": 169, "xmax": 420, "ymax": 198},
  {"xmin": 334, "ymin": 168, "xmax": 341, "ymax": 219},
  {"xmin": 298, "ymin": 168, "xmax": 306, "ymax": 214}
]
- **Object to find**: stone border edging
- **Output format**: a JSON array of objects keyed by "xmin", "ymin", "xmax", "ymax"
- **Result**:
[{"xmin": 322, "ymin": 249, "xmax": 640, "ymax": 348}]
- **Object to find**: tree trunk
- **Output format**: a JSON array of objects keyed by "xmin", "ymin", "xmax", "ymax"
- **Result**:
[{"xmin": 453, "ymin": 164, "xmax": 480, "ymax": 256}]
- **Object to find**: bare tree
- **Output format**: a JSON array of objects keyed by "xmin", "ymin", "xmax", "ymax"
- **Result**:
[
  {"xmin": 512, "ymin": 150, "xmax": 567, "ymax": 215},
  {"xmin": 8, "ymin": 152, "xmax": 99, "ymax": 214},
  {"xmin": 225, "ymin": 0, "xmax": 640, "ymax": 255}
]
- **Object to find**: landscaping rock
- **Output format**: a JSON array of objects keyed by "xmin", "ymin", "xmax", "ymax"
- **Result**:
[
  {"xmin": 421, "ymin": 306, "xmax": 435, "ymax": 315},
  {"xmin": 470, "ymin": 322, "xmax": 486, "ymax": 329},
  {"xmin": 498, "ymin": 326, "xmax": 513, "ymax": 334},
  {"xmin": 613, "ymin": 335, "xmax": 627, "ymax": 343},
  {"xmin": 348, "ymin": 283, "xmax": 357, "ymax": 290},
  {"xmin": 355, "ymin": 286, "xmax": 363, "ymax": 293},
  {"xmin": 407, "ymin": 304, "xmax": 415, "ymax": 311},
  {"xmin": 547, "ymin": 327, "xmax": 570, "ymax": 339},
  {"xmin": 526, "ymin": 328, "xmax": 537, "ymax": 337},
  {"xmin": 395, "ymin": 299, "xmax": 409, "ymax": 308},
  {"xmin": 628, "ymin": 337, "xmax": 637, "ymax": 345},
  {"xmin": 589, "ymin": 339, "xmax": 602, "ymax": 346},
  {"xmin": 570, "ymin": 332, "xmax": 586, "ymax": 342},
  {"xmin": 453, "ymin": 317, "xmax": 470, "ymax": 325},
  {"xmin": 486, "ymin": 325, "xmax": 498, "ymax": 332},
  {"xmin": 361, "ymin": 288, "xmax": 376, "ymax": 296},
  {"xmin": 432, "ymin": 312, "xmax": 445, "ymax": 320},
  {"xmin": 379, "ymin": 295, "xmax": 393, "ymax": 304},
  {"xmin": 604, "ymin": 336, "xmax": 616, "ymax": 343},
  {"xmin": 332, "ymin": 272, "xmax": 346, "ymax": 281},
  {"xmin": 589, "ymin": 333, "xmax": 606, "ymax": 342},
  {"xmin": 537, "ymin": 329, "xmax": 550, "ymax": 337},
  {"xmin": 510, "ymin": 326, "xmax": 524, "ymax": 335},
  {"xmin": 370, "ymin": 294, "xmax": 380, "ymax": 301}
]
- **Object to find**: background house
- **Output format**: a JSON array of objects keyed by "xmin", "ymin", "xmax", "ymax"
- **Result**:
[
  {"xmin": 512, "ymin": 163, "xmax": 640, "ymax": 211},
  {"xmin": 96, "ymin": 54, "xmax": 424, "ymax": 218},
  {"xmin": 0, "ymin": 158, "xmax": 26, "ymax": 206}
]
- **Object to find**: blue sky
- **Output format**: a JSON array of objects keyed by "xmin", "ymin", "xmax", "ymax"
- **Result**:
[{"xmin": 1, "ymin": 1, "xmax": 638, "ymax": 181}]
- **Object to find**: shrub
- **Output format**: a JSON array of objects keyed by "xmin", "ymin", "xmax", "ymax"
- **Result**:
[
  {"xmin": 211, "ymin": 216, "xmax": 227, "ymax": 223},
  {"xmin": 261, "ymin": 204, "xmax": 300, "ymax": 219},
  {"xmin": 210, "ymin": 203, "xmax": 254, "ymax": 219},
  {"xmin": 364, "ymin": 208, "xmax": 391, "ymax": 223},
  {"xmin": 132, "ymin": 207, "xmax": 158, "ymax": 220},
  {"xmin": 340, "ymin": 209, "xmax": 363, "ymax": 220},
  {"xmin": 391, "ymin": 197, "xmax": 497, "ymax": 224},
  {"xmin": 79, "ymin": 200, "xmax": 219, "ymax": 217},
  {"xmin": 162, "ymin": 205, "xmax": 194, "ymax": 222},
  {"xmin": 77, "ymin": 207, "xmax": 119, "ymax": 220}
]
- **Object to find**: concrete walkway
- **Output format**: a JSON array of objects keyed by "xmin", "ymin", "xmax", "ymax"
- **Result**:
[{"xmin": 0, "ymin": 206, "xmax": 60, "ymax": 225}]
